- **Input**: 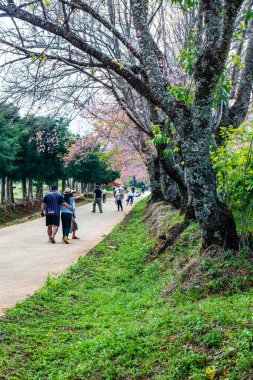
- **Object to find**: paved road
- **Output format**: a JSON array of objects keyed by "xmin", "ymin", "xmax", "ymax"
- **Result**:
[{"xmin": 0, "ymin": 197, "xmax": 140, "ymax": 315}]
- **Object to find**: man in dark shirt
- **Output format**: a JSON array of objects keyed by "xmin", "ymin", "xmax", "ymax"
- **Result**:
[
  {"xmin": 92, "ymin": 185, "xmax": 103, "ymax": 213},
  {"xmin": 41, "ymin": 185, "xmax": 73, "ymax": 243}
]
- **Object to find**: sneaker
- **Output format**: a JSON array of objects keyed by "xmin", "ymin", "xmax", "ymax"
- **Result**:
[
  {"xmin": 92, "ymin": 211, "xmax": 95, "ymax": 213},
  {"xmin": 100, "ymin": 211, "xmax": 103, "ymax": 213},
  {"xmin": 72, "ymin": 236, "xmax": 80, "ymax": 239},
  {"xmin": 62, "ymin": 237, "xmax": 69, "ymax": 244},
  {"xmin": 49, "ymin": 236, "xmax": 55, "ymax": 244}
]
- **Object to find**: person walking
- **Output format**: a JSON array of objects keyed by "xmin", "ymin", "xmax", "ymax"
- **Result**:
[
  {"xmin": 70, "ymin": 190, "xmax": 79, "ymax": 239},
  {"xmin": 127, "ymin": 188, "xmax": 134, "ymax": 206},
  {"xmin": 92, "ymin": 185, "xmax": 103, "ymax": 213},
  {"xmin": 115, "ymin": 188, "xmax": 124, "ymax": 211},
  {"xmin": 41, "ymin": 185, "xmax": 73, "ymax": 244},
  {"xmin": 102, "ymin": 187, "xmax": 107, "ymax": 203},
  {"xmin": 61, "ymin": 188, "xmax": 75, "ymax": 244}
]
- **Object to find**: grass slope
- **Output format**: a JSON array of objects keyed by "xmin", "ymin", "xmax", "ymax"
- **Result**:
[{"xmin": 0, "ymin": 199, "xmax": 253, "ymax": 380}]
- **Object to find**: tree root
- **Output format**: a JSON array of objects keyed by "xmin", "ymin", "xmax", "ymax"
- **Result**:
[{"xmin": 157, "ymin": 220, "xmax": 189, "ymax": 255}]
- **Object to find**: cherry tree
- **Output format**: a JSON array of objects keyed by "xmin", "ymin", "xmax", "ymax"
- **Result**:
[{"xmin": 86, "ymin": 104, "xmax": 150, "ymax": 185}]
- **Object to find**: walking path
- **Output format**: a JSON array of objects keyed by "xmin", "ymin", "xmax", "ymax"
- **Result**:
[{"xmin": 0, "ymin": 197, "xmax": 142, "ymax": 315}]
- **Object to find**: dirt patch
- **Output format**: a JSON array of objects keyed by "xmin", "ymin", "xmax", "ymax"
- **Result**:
[
  {"xmin": 163, "ymin": 246, "xmax": 253, "ymax": 297},
  {"xmin": 143, "ymin": 202, "xmax": 253, "ymax": 297},
  {"xmin": 145, "ymin": 201, "xmax": 179, "ymax": 237},
  {"xmin": 157, "ymin": 220, "xmax": 190, "ymax": 254},
  {"xmin": 0, "ymin": 201, "xmax": 41, "ymax": 227}
]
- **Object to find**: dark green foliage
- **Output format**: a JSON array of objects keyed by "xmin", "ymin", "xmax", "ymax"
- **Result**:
[
  {"xmin": 0, "ymin": 104, "xmax": 23, "ymax": 176},
  {"xmin": 211, "ymin": 123, "xmax": 253, "ymax": 235},
  {"xmin": 67, "ymin": 152, "xmax": 119, "ymax": 185},
  {"xmin": 0, "ymin": 105, "xmax": 119, "ymax": 188}
]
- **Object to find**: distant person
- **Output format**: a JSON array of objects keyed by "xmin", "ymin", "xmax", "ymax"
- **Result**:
[
  {"xmin": 115, "ymin": 188, "xmax": 124, "ymax": 211},
  {"xmin": 41, "ymin": 185, "xmax": 73, "ymax": 244},
  {"xmin": 70, "ymin": 190, "xmax": 79, "ymax": 239},
  {"xmin": 127, "ymin": 189, "xmax": 134, "ymax": 206},
  {"xmin": 61, "ymin": 188, "xmax": 75, "ymax": 244},
  {"xmin": 102, "ymin": 187, "xmax": 107, "ymax": 203},
  {"xmin": 141, "ymin": 185, "xmax": 145, "ymax": 194},
  {"xmin": 131, "ymin": 186, "xmax": 135, "ymax": 194},
  {"xmin": 92, "ymin": 185, "xmax": 103, "ymax": 213}
]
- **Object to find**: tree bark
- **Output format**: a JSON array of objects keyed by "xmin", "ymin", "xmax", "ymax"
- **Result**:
[
  {"xmin": 22, "ymin": 176, "xmax": 27, "ymax": 201},
  {"xmin": 35, "ymin": 182, "xmax": 43, "ymax": 200},
  {"xmin": 147, "ymin": 156, "xmax": 164, "ymax": 203},
  {"xmin": 61, "ymin": 178, "xmax": 66, "ymax": 193},
  {"xmin": 6, "ymin": 177, "xmax": 14, "ymax": 204},
  {"xmin": 10, "ymin": 178, "xmax": 14, "ymax": 204},
  {"xmin": 181, "ymin": 110, "xmax": 239, "ymax": 250},
  {"xmin": 81, "ymin": 181, "xmax": 85, "ymax": 193},
  {"xmin": 160, "ymin": 166, "xmax": 181, "ymax": 209},
  {"xmin": 1, "ymin": 177, "xmax": 6, "ymax": 204},
  {"xmin": 156, "ymin": 143, "xmax": 188, "ymax": 212},
  {"xmin": 28, "ymin": 178, "xmax": 33, "ymax": 200}
]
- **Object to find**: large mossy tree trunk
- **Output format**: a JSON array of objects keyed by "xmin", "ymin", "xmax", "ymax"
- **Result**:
[
  {"xmin": 147, "ymin": 155, "xmax": 164, "ymax": 203},
  {"xmin": 160, "ymin": 166, "xmax": 180, "ymax": 209},
  {"xmin": 156, "ymin": 143, "xmax": 188, "ymax": 213},
  {"xmin": 181, "ymin": 105, "xmax": 239, "ymax": 250}
]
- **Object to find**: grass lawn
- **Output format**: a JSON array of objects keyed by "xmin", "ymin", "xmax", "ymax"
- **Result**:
[{"xmin": 0, "ymin": 199, "xmax": 253, "ymax": 379}]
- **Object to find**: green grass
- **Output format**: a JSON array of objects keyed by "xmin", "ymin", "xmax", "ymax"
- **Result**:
[{"xmin": 0, "ymin": 199, "xmax": 253, "ymax": 379}]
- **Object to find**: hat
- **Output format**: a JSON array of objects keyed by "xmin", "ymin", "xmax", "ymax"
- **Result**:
[{"xmin": 64, "ymin": 188, "xmax": 71, "ymax": 194}]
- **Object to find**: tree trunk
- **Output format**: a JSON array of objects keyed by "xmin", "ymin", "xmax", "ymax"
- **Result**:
[
  {"xmin": 1, "ymin": 177, "xmax": 6, "ymax": 204},
  {"xmin": 6, "ymin": 177, "xmax": 14, "ymax": 204},
  {"xmin": 181, "ymin": 110, "xmax": 239, "ymax": 250},
  {"xmin": 22, "ymin": 177, "xmax": 27, "ymax": 201},
  {"xmin": 61, "ymin": 178, "xmax": 66, "ymax": 193},
  {"xmin": 35, "ymin": 182, "xmax": 43, "ymax": 200},
  {"xmin": 147, "ymin": 156, "xmax": 164, "ymax": 203},
  {"xmin": 28, "ymin": 178, "xmax": 33, "ymax": 200},
  {"xmin": 160, "ymin": 166, "xmax": 181, "ymax": 209},
  {"xmin": 10, "ymin": 179, "xmax": 14, "ymax": 204}
]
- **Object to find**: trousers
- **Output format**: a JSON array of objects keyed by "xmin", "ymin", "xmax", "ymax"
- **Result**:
[
  {"xmin": 93, "ymin": 198, "xmax": 102, "ymax": 212},
  {"xmin": 61, "ymin": 212, "xmax": 72, "ymax": 238}
]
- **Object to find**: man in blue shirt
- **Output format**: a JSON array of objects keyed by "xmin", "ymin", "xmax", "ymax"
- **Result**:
[{"xmin": 41, "ymin": 185, "xmax": 73, "ymax": 243}]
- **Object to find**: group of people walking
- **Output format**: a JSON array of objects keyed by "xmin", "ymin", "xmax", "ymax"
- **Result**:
[
  {"xmin": 41, "ymin": 185, "xmax": 79, "ymax": 244},
  {"xmin": 41, "ymin": 184, "xmax": 144, "ymax": 243}
]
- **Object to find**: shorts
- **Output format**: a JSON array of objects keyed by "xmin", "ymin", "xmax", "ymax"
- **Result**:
[{"xmin": 46, "ymin": 214, "xmax": 60, "ymax": 226}]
